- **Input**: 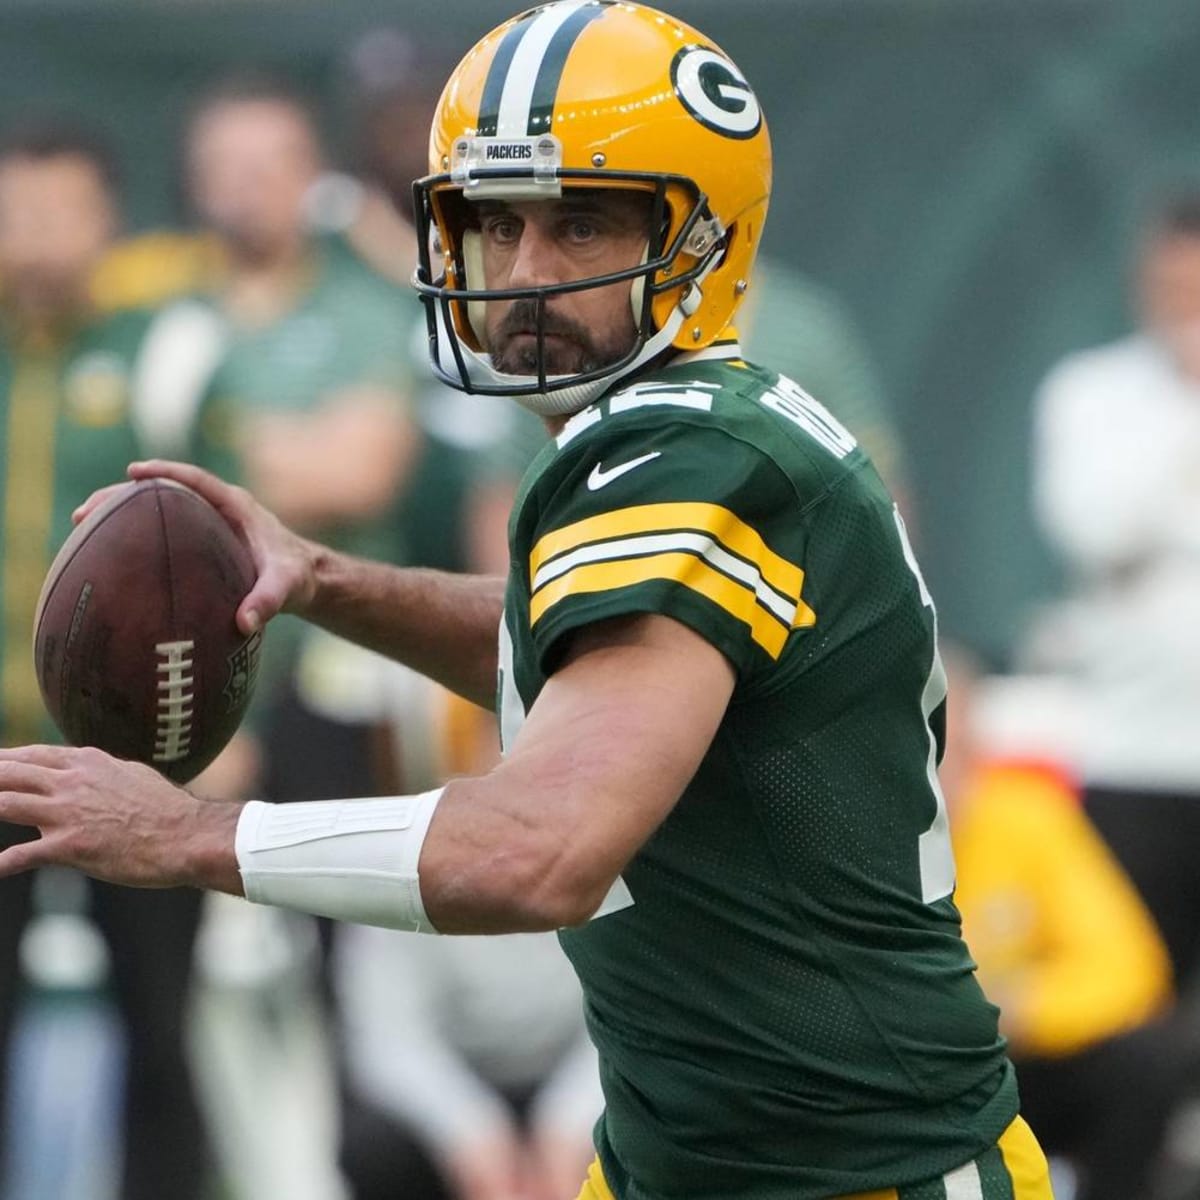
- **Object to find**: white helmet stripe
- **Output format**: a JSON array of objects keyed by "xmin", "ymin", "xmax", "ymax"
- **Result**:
[{"xmin": 496, "ymin": 1, "xmax": 593, "ymax": 138}]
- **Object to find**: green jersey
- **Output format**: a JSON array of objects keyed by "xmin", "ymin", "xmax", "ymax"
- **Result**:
[
  {"xmin": 500, "ymin": 345, "xmax": 1016, "ymax": 1198},
  {"xmin": 0, "ymin": 310, "xmax": 150, "ymax": 746},
  {"xmin": 188, "ymin": 241, "xmax": 417, "ymax": 708},
  {"xmin": 191, "ymin": 238, "xmax": 414, "ymax": 564}
]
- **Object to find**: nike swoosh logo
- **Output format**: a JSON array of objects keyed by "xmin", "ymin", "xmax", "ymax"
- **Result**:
[{"xmin": 586, "ymin": 451, "xmax": 662, "ymax": 491}]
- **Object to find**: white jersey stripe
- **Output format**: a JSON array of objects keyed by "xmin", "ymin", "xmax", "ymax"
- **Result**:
[
  {"xmin": 531, "ymin": 529, "xmax": 798, "ymax": 626},
  {"xmin": 496, "ymin": 0, "xmax": 590, "ymax": 138},
  {"xmin": 943, "ymin": 1159, "xmax": 984, "ymax": 1200}
]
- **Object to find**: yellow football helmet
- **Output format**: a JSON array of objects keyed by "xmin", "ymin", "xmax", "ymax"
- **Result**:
[{"xmin": 413, "ymin": 0, "xmax": 772, "ymax": 415}]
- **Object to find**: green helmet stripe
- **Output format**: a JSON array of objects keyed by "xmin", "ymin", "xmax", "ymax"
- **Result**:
[
  {"xmin": 476, "ymin": 11, "xmax": 537, "ymax": 138},
  {"xmin": 525, "ymin": 2, "xmax": 611, "ymax": 134}
]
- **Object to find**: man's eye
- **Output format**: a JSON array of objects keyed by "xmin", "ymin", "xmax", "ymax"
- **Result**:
[{"xmin": 485, "ymin": 218, "xmax": 520, "ymax": 243}]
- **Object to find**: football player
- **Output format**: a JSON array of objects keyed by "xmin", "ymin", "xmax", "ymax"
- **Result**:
[{"xmin": 0, "ymin": 3, "xmax": 1053, "ymax": 1197}]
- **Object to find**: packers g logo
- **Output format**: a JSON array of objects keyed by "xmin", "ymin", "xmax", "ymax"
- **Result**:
[{"xmin": 671, "ymin": 46, "xmax": 762, "ymax": 140}]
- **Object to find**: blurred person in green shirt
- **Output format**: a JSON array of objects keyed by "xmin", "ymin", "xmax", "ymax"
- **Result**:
[
  {"xmin": 134, "ymin": 78, "xmax": 421, "ymax": 809},
  {"xmin": 0, "ymin": 120, "xmax": 212, "ymax": 1200},
  {"xmin": 740, "ymin": 256, "xmax": 910, "ymax": 506}
]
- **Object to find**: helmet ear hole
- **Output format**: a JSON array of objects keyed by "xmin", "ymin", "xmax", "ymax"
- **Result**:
[{"xmin": 714, "ymin": 223, "xmax": 735, "ymax": 271}]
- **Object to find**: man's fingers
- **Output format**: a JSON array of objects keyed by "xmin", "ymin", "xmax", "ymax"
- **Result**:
[
  {"xmin": 128, "ymin": 458, "xmax": 212, "ymax": 486},
  {"xmin": 127, "ymin": 461, "xmax": 315, "ymax": 635},
  {"xmin": 0, "ymin": 837, "xmax": 53, "ymax": 878},
  {"xmin": 238, "ymin": 562, "xmax": 296, "ymax": 632},
  {"xmin": 0, "ymin": 790, "xmax": 52, "ymax": 830},
  {"xmin": 0, "ymin": 747, "xmax": 101, "ymax": 820},
  {"xmin": 129, "ymin": 460, "xmax": 254, "ymax": 532},
  {"xmin": 72, "ymin": 482, "xmax": 132, "ymax": 526},
  {"xmin": 0, "ymin": 744, "xmax": 74, "ymax": 772},
  {"xmin": 128, "ymin": 460, "xmax": 239, "ymax": 514}
]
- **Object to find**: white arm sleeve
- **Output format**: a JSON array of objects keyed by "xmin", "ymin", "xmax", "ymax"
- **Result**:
[{"xmin": 234, "ymin": 791, "xmax": 443, "ymax": 933}]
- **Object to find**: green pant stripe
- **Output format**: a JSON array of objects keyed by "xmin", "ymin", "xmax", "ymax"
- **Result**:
[{"xmin": 977, "ymin": 1144, "xmax": 1016, "ymax": 1200}]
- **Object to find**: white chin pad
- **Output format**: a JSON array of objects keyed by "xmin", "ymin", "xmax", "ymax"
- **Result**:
[{"xmin": 461, "ymin": 229, "xmax": 488, "ymax": 346}]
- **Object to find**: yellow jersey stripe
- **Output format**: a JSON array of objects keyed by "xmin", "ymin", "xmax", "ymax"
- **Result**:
[
  {"xmin": 529, "ymin": 501, "xmax": 805, "ymax": 608},
  {"xmin": 4, "ymin": 356, "xmax": 60, "ymax": 743},
  {"xmin": 529, "ymin": 550, "xmax": 793, "ymax": 658}
]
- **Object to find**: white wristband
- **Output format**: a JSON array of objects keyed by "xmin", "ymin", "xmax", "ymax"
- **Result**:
[{"xmin": 234, "ymin": 789, "xmax": 444, "ymax": 933}]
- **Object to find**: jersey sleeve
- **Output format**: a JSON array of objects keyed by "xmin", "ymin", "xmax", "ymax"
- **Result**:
[{"xmin": 520, "ymin": 416, "xmax": 816, "ymax": 680}]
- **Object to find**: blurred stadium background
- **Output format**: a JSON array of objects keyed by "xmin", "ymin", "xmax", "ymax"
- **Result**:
[
  {"xmin": 3, "ymin": 1, "xmax": 1200, "ymax": 1197},
  {"xmin": 7, "ymin": 0, "xmax": 1200, "ymax": 658}
]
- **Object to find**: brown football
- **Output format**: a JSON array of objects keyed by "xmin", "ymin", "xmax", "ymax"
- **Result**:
[{"xmin": 33, "ymin": 479, "xmax": 262, "ymax": 783}]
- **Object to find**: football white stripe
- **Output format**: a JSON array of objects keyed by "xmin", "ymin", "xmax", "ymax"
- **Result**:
[
  {"xmin": 531, "ymin": 530, "xmax": 798, "ymax": 625},
  {"xmin": 496, "ymin": 1, "xmax": 590, "ymax": 138}
]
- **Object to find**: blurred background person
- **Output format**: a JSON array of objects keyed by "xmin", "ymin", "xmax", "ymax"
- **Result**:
[
  {"xmin": 316, "ymin": 27, "xmax": 549, "ymax": 582},
  {"xmin": 942, "ymin": 649, "xmax": 1199, "ymax": 1200},
  {"xmin": 739, "ymin": 256, "xmax": 911, "ymax": 506},
  {"xmin": 147, "ymin": 74, "xmax": 420, "ymax": 807},
  {"xmin": 0, "ymin": 119, "xmax": 211, "ymax": 1200},
  {"xmin": 134, "ymin": 74, "xmax": 424, "ymax": 1200},
  {"xmin": 333, "ymin": 671, "xmax": 600, "ymax": 1200},
  {"xmin": 320, "ymin": 26, "xmax": 436, "ymax": 283},
  {"xmin": 1030, "ymin": 191, "xmax": 1200, "ymax": 998},
  {"xmin": 336, "ymin": 926, "xmax": 601, "ymax": 1200}
]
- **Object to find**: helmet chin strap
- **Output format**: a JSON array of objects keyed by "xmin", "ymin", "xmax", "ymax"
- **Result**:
[{"xmin": 438, "ymin": 245, "xmax": 720, "ymax": 418}]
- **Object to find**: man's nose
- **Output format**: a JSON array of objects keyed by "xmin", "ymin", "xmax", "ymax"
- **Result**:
[{"xmin": 506, "ymin": 223, "xmax": 561, "ymax": 288}]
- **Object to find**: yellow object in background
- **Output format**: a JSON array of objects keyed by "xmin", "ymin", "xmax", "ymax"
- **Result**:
[
  {"xmin": 91, "ymin": 230, "xmax": 226, "ymax": 313},
  {"xmin": 953, "ymin": 761, "xmax": 1172, "ymax": 1059}
]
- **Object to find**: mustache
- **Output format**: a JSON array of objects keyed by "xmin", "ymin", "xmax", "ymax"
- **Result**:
[{"xmin": 493, "ymin": 298, "xmax": 591, "ymax": 347}]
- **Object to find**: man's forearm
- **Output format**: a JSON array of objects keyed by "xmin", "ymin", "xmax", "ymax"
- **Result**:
[{"xmin": 303, "ymin": 544, "xmax": 505, "ymax": 708}]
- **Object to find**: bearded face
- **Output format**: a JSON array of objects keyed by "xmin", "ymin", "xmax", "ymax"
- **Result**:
[
  {"xmin": 488, "ymin": 295, "xmax": 638, "ymax": 377},
  {"xmin": 474, "ymin": 191, "xmax": 653, "ymax": 380}
]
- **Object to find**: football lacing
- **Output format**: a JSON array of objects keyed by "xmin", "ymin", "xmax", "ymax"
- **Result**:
[{"xmin": 154, "ymin": 640, "xmax": 195, "ymax": 762}]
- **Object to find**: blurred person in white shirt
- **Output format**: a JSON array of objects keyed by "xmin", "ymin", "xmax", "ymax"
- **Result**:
[
  {"xmin": 1030, "ymin": 190, "xmax": 1200, "ymax": 994},
  {"xmin": 336, "ymin": 922, "xmax": 600, "ymax": 1200},
  {"xmin": 331, "ymin": 670, "xmax": 599, "ymax": 1200}
]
